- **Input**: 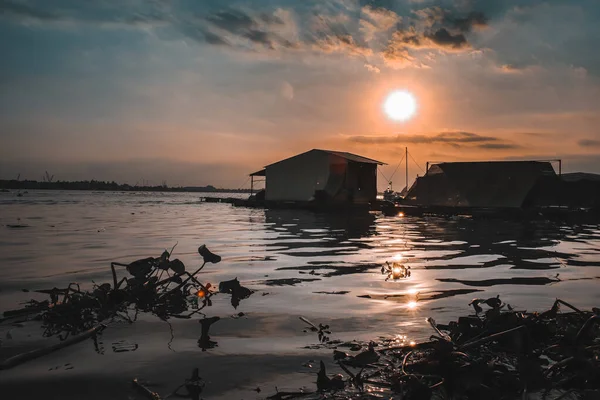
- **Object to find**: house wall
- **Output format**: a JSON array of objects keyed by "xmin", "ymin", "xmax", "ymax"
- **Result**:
[
  {"xmin": 265, "ymin": 150, "xmax": 331, "ymax": 201},
  {"xmin": 344, "ymin": 162, "xmax": 377, "ymax": 204},
  {"xmin": 405, "ymin": 174, "xmax": 466, "ymax": 207}
]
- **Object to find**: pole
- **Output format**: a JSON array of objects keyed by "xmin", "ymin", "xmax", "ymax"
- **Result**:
[
  {"xmin": 250, "ymin": 176, "xmax": 254, "ymax": 196},
  {"xmin": 559, "ymin": 160, "xmax": 562, "ymax": 177},
  {"xmin": 405, "ymin": 147, "xmax": 408, "ymax": 192},
  {"xmin": 559, "ymin": 159, "xmax": 563, "ymax": 208}
]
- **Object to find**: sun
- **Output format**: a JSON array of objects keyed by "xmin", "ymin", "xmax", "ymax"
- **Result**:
[{"xmin": 384, "ymin": 90, "xmax": 417, "ymax": 122}]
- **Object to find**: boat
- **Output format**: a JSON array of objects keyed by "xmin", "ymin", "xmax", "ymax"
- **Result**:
[{"xmin": 381, "ymin": 147, "xmax": 409, "ymax": 204}]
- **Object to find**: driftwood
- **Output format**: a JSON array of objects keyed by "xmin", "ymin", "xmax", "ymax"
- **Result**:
[
  {"xmin": 132, "ymin": 378, "xmax": 162, "ymax": 400},
  {"xmin": 0, "ymin": 324, "xmax": 105, "ymax": 370}
]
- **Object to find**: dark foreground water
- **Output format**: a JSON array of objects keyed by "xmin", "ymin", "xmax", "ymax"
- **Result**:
[{"xmin": 1, "ymin": 190, "xmax": 599, "ymax": 399}]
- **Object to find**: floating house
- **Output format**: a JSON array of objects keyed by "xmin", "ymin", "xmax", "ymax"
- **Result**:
[
  {"xmin": 249, "ymin": 149, "xmax": 385, "ymax": 206},
  {"xmin": 405, "ymin": 161, "xmax": 558, "ymax": 209}
]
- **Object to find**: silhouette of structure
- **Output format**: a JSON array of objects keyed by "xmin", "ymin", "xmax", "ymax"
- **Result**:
[
  {"xmin": 250, "ymin": 149, "xmax": 385, "ymax": 205},
  {"xmin": 405, "ymin": 161, "xmax": 558, "ymax": 208}
]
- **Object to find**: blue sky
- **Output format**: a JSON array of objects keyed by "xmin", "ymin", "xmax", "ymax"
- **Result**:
[{"xmin": 1, "ymin": 0, "xmax": 599, "ymax": 187}]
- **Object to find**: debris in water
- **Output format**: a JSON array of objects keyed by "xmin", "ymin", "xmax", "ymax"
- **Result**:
[
  {"xmin": 198, "ymin": 244, "xmax": 221, "ymax": 264},
  {"xmin": 132, "ymin": 378, "xmax": 161, "ymax": 400},
  {"xmin": 273, "ymin": 297, "xmax": 600, "ymax": 399},
  {"xmin": 112, "ymin": 340, "xmax": 139, "ymax": 353},
  {"xmin": 218, "ymin": 278, "xmax": 253, "ymax": 308},
  {"xmin": 173, "ymin": 368, "xmax": 205, "ymax": 400},
  {"xmin": 299, "ymin": 316, "xmax": 331, "ymax": 343},
  {"xmin": 317, "ymin": 360, "xmax": 345, "ymax": 391},
  {"xmin": 261, "ymin": 278, "xmax": 321, "ymax": 286},
  {"xmin": 0, "ymin": 245, "xmax": 248, "ymax": 370},
  {"xmin": 313, "ymin": 291, "xmax": 350, "ymax": 295},
  {"xmin": 381, "ymin": 261, "xmax": 411, "ymax": 281},
  {"xmin": 132, "ymin": 368, "xmax": 205, "ymax": 400}
]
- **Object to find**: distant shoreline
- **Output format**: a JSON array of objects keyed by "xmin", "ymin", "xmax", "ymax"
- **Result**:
[{"xmin": 0, "ymin": 180, "xmax": 252, "ymax": 193}]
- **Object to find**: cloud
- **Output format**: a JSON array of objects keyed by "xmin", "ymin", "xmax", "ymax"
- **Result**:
[
  {"xmin": 364, "ymin": 63, "xmax": 380, "ymax": 73},
  {"xmin": 198, "ymin": 8, "xmax": 298, "ymax": 50},
  {"xmin": 0, "ymin": 0, "xmax": 494, "ymax": 70},
  {"xmin": 306, "ymin": 13, "xmax": 372, "ymax": 57},
  {"xmin": 359, "ymin": 5, "xmax": 400, "ymax": 42},
  {"xmin": 205, "ymin": 9, "xmax": 255, "ymax": 32},
  {"xmin": 425, "ymin": 28, "xmax": 468, "ymax": 49},
  {"xmin": 280, "ymin": 81, "xmax": 294, "ymax": 100},
  {"xmin": 382, "ymin": 6, "xmax": 489, "ymax": 67},
  {"xmin": 477, "ymin": 143, "xmax": 521, "ymax": 150},
  {"xmin": 578, "ymin": 139, "xmax": 600, "ymax": 147},
  {"xmin": 348, "ymin": 131, "xmax": 500, "ymax": 145},
  {"xmin": 2, "ymin": 0, "xmax": 593, "ymax": 80},
  {"xmin": 450, "ymin": 11, "xmax": 489, "ymax": 32},
  {"xmin": 348, "ymin": 131, "xmax": 521, "ymax": 151},
  {"xmin": 198, "ymin": 28, "xmax": 230, "ymax": 46},
  {"xmin": 311, "ymin": 33, "xmax": 373, "ymax": 57},
  {"xmin": 0, "ymin": 0, "xmax": 169, "ymax": 29},
  {"xmin": 0, "ymin": 0, "xmax": 59, "ymax": 21}
]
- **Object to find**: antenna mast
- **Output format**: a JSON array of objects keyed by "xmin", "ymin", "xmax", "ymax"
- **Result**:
[{"xmin": 405, "ymin": 146, "xmax": 408, "ymax": 192}]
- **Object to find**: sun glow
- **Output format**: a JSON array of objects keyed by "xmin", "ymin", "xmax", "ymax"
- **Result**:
[
  {"xmin": 406, "ymin": 300, "xmax": 418, "ymax": 310},
  {"xmin": 384, "ymin": 90, "xmax": 417, "ymax": 122}
]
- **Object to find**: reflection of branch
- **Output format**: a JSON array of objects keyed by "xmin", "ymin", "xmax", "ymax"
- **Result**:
[
  {"xmin": 266, "ymin": 389, "xmax": 313, "ymax": 400},
  {"xmin": 165, "ymin": 319, "xmax": 176, "ymax": 352},
  {"xmin": 198, "ymin": 316, "xmax": 220, "ymax": 351}
]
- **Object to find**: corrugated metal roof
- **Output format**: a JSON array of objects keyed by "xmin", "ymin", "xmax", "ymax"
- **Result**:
[
  {"xmin": 323, "ymin": 150, "xmax": 386, "ymax": 165},
  {"xmin": 408, "ymin": 161, "xmax": 557, "ymax": 208},
  {"xmin": 249, "ymin": 169, "xmax": 266, "ymax": 177},
  {"xmin": 435, "ymin": 161, "xmax": 556, "ymax": 176},
  {"xmin": 261, "ymin": 149, "xmax": 385, "ymax": 169}
]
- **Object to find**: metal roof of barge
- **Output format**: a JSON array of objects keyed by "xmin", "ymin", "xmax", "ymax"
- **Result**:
[{"xmin": 407, "ymin": 160, "xmax": 558, "ymax": 208}]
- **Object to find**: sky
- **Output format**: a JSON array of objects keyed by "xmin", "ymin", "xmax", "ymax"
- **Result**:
[{"xmin": 1, "ymin": 0, "xmax": 599, "ymax": 189}]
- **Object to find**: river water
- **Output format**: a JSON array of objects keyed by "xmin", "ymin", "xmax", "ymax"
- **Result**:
[{"xmin": 1, "ymin": 190, "xmax": 599, "ymax": 399}]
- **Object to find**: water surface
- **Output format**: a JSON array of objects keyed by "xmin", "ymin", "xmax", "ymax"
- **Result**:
[{"xmin": 1, "ymin": 190, "xmax": 599, "ymax": 398}]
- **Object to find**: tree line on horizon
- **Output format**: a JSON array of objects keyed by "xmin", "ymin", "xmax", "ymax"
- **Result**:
[{"xmin": 0, "ymin": 179, "xmax": 251, "ymax": 193}]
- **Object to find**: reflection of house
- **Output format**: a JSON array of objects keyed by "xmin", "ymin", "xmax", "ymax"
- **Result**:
[
  {"xmin": 405, "ymin": 161, "xmax": 558, "ymax": 208},
  {"xmin": 250, "ymin": 149, "xmax": 385, "ymax": 205}
]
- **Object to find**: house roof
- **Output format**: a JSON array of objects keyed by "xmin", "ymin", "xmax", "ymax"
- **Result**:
[
  {"xmin": 248, "ymin": 149, "xmax": 385, "ymax": 176},
  {"xmin": 323, "ymin": 150, "xmax": 386, "ymax": 165},
  {"xmin": 263, "ymin": 149, "xmax": 385, "ymax": 168},
  {"xmin": 249, "ymin": 169, "xmax": 266, "ymax": 177}
]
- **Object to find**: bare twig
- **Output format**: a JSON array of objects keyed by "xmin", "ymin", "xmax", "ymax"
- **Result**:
[
  {"xmin": 459, "ymin": 325, "xmax": 527, "ymax": 351},
  {"xmin": 555, "ymin": 299, "xmax": 584, "ymax": 315},
  {"xmin": 426, "ymin": 317, "xmax": 451, "ymax": 342},
  {"xmin": 132, "ymin": 378, "xmax": 162, "ymax": 400},
  {"xmin": 158, "ymin": 261, "xmax": 207, "ymax": 299}
]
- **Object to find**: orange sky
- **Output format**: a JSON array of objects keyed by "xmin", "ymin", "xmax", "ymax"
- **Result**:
[{"xmin": 1, "ymin": 1, "xmax": 599, "ymax": 189}]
